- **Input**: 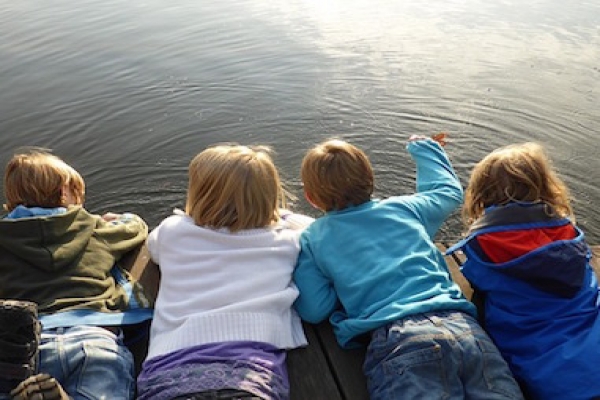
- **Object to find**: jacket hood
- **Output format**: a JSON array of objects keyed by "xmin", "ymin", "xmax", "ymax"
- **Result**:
[
  {"xmin": 0, "ymin": 206, "xmax": 97, "ymax": 272},
  {"xmin": 448, "ymin": 203, "xmax": 589, "ymax": 297}
]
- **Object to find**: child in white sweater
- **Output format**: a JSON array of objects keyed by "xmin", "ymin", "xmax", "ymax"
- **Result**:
[{"xmin": 137, "ymin": 144, "xmax": 311, "ymax": 400}]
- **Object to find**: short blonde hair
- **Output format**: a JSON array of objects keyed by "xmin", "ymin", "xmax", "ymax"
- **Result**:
[
  {"xmin": 301, "ymin": 139, "xmax": 373, "ymax": 211},
  {"xmin": 4, "ymin": 150, "xmax": 85, "ymax": 212},
  {"xmin": 185, "ymin": 144, "xmax": 287, "ymax": 232},
  {"xmin": 463, "ymin": 142, "xmax": 572, "ymax": 224}
]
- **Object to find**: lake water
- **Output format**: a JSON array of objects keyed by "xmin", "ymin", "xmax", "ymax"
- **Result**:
[{"xmin": 0, "ymin": 0, "xmax": 598, "ymax": 243}]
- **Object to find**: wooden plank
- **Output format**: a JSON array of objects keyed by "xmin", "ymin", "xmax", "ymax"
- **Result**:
[
  {"xmin": 119, "ymin": 244, "xmax": 160, "ymax": 304},
  {"xmin": 314, "ymin": 322, "xmax": 368, "ymax": 400},
  {"xmin": 438, "ymin": 242, "xmax": 472, "ymax": 300},
  {"xmin": 118, "ymin": 246, "xmax": 159, "ymax": 376},
  {"xmin": 439, "ymin": 242, "xmax": 490, "ymax": 319},
  {"xmin": 288, "ymin": 323, "xmax": 343, "ymax": 400}
]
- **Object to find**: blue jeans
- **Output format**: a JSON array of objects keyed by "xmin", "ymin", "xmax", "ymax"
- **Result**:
[
  {"xmin": 38, "ymin": 326, "xmax": 135, "ymax": 400},
  {"xmin": 364, "ymin": 311, "xmax": 524, "ymax": 400}
]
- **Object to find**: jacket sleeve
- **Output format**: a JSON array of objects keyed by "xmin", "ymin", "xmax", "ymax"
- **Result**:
[
  {"xmin": 96, "ymin": 213, "xmax": 148, "ymax": 259},
  {"xmin": 405, "ymin": 140, "xmax": 463, "ymax": 239},
  {"xmin": 293, "ymin": 233, "xmax": 338, "ymax": 323}
]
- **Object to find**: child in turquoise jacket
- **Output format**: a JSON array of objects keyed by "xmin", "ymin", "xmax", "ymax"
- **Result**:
[{"xmin": 293, "ymin": 136, "xmax": 523, "ymax": 400}]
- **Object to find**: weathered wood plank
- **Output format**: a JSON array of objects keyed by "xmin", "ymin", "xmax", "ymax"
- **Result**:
[
  {"xmin": 314, "ymin": 322, "xmax": 368, "ymax": 400},
  {"xmin": 119, "ymin": 244, "xmax": 160, "ymax": 303},
  {"xmin": 438, "ymin": 242, "xmax": 472, "ymax": 300},
  {"xmin": 118, "ymin": 246, "xmax": 158, "ymax": 375},
  {"xmin": 288, "ymin": 323, "xmax": 343, "ymax": 400}
]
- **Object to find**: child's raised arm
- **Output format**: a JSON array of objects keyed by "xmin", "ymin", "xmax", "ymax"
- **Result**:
[
  {"xmin": 404, "ymin": 135, "xmax": 463, "ymax": 238},
  {"xmin": 96, "ymin": 212, "xmax": 148, "ymax": 258}
]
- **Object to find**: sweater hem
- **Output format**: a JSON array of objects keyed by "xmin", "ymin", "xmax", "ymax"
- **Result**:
[{"xmin": 147, "ymin": 312, "xmax": 307, "ymax": 360}]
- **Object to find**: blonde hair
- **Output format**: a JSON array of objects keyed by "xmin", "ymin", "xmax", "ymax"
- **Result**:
[
  {"xmin": 301, "ymin": 139, "xmax": 374, "ymax": 211},
  {"xmin": 185, "ymin": 144, "xmax": 287, "ymax": 232},
  {"xmin": 463, "ymin": 142, "xmax": 572, "ymax": 224},
  {"xmin": 4, "ymin": 150, "xmax": 85, "ymax": 212}
]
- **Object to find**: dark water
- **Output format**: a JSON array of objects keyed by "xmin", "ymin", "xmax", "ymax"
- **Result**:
[{"xmin": 0, "ymin": 0, "xmax": 599, "ymax": 242}]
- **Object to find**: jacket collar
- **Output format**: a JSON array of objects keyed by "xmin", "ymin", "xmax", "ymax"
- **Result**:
[{"xmin": 447, "ymin": 203, "xmax": 570, "ymax": 255}]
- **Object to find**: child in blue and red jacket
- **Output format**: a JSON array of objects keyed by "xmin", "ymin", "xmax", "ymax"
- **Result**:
[{"xmin": 447, "ymin": 142, "xmax": 600, "ymax": 400}]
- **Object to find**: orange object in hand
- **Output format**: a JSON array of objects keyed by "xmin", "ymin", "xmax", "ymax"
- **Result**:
[{"xmin": 431, "ymin": 132, "xmax": 448, "ymax": 146}]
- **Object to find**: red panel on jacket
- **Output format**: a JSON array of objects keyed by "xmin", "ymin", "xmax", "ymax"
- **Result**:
[{"xmin": 477, "ymin": 224, "xmax": 577, "ymax": 263}]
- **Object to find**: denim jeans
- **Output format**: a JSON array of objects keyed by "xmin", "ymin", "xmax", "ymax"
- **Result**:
[
  {"xmin": 364, "ymin": 311, "xmax": 524, "ymax": 400},
  {"xmin": 38, "ymin": 326, "xmax": 135, "ymax": 400}
]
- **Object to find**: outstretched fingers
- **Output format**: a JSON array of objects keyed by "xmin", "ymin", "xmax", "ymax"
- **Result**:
[
  {"xmin": 10, "ymin": 374, "xmax": 70, "ymax": 400},
  {"xmin": 408, "ymin": 133, "xmax": 449, "ymax": 146}
]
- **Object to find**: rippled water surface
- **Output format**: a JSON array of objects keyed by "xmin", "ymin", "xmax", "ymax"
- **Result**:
[{"xmin": 0, "ymin": 0, "xmax": 598, "ymax": 241}]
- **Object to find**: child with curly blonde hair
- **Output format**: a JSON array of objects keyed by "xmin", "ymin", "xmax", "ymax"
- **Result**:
[{"xmin": 447, "ymin": 142, "xmax": 600, "ymax": 400}]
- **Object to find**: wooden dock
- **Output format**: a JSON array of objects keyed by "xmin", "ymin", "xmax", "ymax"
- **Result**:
[{"xmin": 120, "ymin": 243, "xmax": 600, "ymax": 400}]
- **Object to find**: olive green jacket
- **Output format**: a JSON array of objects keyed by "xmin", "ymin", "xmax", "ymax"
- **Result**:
[{"xmin": 0, "ymin": 206, "xmax": 152, "ymax": 328}]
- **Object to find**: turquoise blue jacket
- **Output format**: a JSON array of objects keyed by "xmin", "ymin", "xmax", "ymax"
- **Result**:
[{"xmin": 293, "ymin": 140, "xmax": 475, "ymax": 348}]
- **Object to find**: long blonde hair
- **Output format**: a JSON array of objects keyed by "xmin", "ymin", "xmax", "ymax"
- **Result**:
[
  {"xmin": 4, "ymin": 150, "xmax": 85, "ymax": 211},
  {"xmin": 301, "ymin": 139, "xmax": 374, "ymax": 211},
  {"xmin": 463, "ymin": 142, "xmax": 572, "ymax": 224},
  {"xmin": 185, "ymin": 144, "xmax": 287, "ymax": 232}
]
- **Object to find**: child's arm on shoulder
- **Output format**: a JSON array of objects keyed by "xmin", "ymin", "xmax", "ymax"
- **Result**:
[
  {"xmin": 97, "ymin": 212, "xmax": 149, "ymax": 257},
  {"xmin": 407, "ymin": 134, "xmax": 461, "ymax": 197},
  {"xmin": 405, "ymin": 135, "xmax": 463, "ymax": 237},
  {"xmin": 293, "ymin": 234, "xmax": 338, "ymax": 324},
  {"xmin": 279, "ymin": 209, "xmax": 315, "ymax": 230}
]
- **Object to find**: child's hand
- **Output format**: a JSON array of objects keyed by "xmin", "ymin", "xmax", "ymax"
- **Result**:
[
  {"xmin": 11, "ymin": 373, "xmax": 69, "ymax": 400},
  {"xmin": 408, "ymin": 135, "xmax": 430, "ymax": 142},
  {"xmin": 102, "ymin": 212, "xmax": 121, "ymax": 222},
  {"xmin": 408, "ymin": 133, "xmax": 448, "ymax": 146}
]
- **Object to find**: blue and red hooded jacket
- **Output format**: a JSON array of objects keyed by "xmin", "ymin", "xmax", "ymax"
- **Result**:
[{"xmin": 447, "ymin": 203, "xmax": 600, "ymax": 400}]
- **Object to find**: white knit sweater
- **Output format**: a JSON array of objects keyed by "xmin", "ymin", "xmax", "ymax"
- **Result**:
[{"xmin": 145, "ymin": 210, "xmax": 311, "ymax": 361}]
